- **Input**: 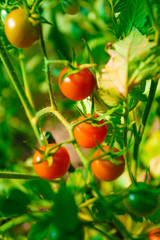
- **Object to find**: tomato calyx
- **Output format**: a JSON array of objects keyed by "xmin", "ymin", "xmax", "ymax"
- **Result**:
[
  {"xmin": 72, "ymin": 114, "xmax": 107, "ymax": 128},
  {"xmin": 59, "ymin": 62, "xmax": 96, "ymax": 85}
]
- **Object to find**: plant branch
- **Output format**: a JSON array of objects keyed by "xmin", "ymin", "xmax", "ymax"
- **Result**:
[
  {"xmin": 133, "ymin": 79, "xmax": 158, "ymax": 178},
  {"xmin": 0, "ymin": 38, "xmax": 42, "ymax": 145},
  {"xmin": 124, "ymin": 99, "xmax": 136, "ymax": 184},
  {"xmin": 19, "ymin": 49, "xmax": 35, "ymax": 109}
]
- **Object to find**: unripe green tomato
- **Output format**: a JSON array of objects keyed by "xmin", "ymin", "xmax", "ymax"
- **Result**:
[
  {"xmin": 62, "ymin": 0, "xmax": 80, "ymax": 15},
  {"xmin": 123, "ymin": 182, "xmax": 159, "ymax": 218}
]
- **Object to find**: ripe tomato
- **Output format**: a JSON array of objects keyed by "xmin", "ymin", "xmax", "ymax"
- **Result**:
[
  {"xmin": 4, "ymin": 8, "xmax": 40, "ymax": 48},
  {"xmin": 123, "ymin": 182, "xmax": 159, "ymax": 218},
  {"xmin": 33, "ymin": 143, "xmax": 70, "ymax": 180},
  {"xmin": 73, "ymin": 114, "xmax": 107, "ymax": 148},
  {"xmin": 58, "ymin": 67, "xmax": 95, "ymax": 101},
  {"xmin": 149, "ymin": 229, "xmax": 160, "ymax": 240},
  {"xmin": 62, "ymin": 0, "xmax": 80, "ymax": 15},
  {"xmin": 91, "ymin": 146, "xmax": 125, "ymax": 181}
]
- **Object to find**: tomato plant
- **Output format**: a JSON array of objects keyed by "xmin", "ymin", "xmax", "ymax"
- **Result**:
[
  {"xmin": 73, "ymin": 113, "xmax": 107, "ymax": 148},
  {"xmin": 4, "ymin": 8, "xmax": 40, "ymax": 48},
  {"xmin": 58, "ymin": 66, "xmax": 95, "ymax": 101},
  {"xmin": 0, "ymin": 0, "xmax": 160, "ymax": 239},
  {"xmin": 91, "ymin": 146, "xmax": 125, "ymax": 181},
  {"xmin": 61, "ymin": 0, "xmax": 80, "ymax": 15},
  {"xmin": 149, "ymin": 229, "xmax": 160, "ymax": 240},
  {"xmin": 32, "ymin": 143, "xmax": 70, "ymax": 180},
  {"xmin": 123, "ymin": 183, "xmax": 159, "ymax": 218}
]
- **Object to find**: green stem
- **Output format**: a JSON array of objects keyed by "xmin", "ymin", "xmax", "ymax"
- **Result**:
[
  {"xmin": 113, "ymin": 217, "xmax": 134, "ymax": 240},
  {"xmin": 30, "ymin": 0, "xmax": 39, "ymax": 13},
  {"xmin": 124, "ymin": 99, "xmax": 136, "ymax": 184},
  {"xmin": 0, "ymin": 215, "xmax": 33, "ymax": 232},
  {"xmin": 19, "ymin": 49, "xmax": 35, "ymax": 109},
  {"xmin": 0, "ymin": 172, "xmax": 40, "ymax": 180},
  {"xmin": 88, "ymin": 224, "xmax": 116, "ymax": 240},
  {"xmin": 134, "ymin": 79, "xmax": 158, "ymax": 178},
  {"xmin": 0, "ymin": 38, "xmax": 42, "ymax": 145},
  {"xmin": 36, "ymin": 106, "xmax": 53, "ymax": 120},
  {"xmin": 145, "ymin": 0, "xmax": 160, "ymax": 32},
  {"xmin": 40, "ymin": 25, "xmax": 58, "ymax": 110}
]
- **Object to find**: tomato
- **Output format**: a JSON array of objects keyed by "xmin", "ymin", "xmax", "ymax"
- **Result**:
[
  {"xmin": 33, "ymin": 143, "xmax": 70, "ymax": 180},
  {"xmin": 91, "ymin": 146, "xmax": 125, "ymax": 181},
  {"xmin": 73, "ymin": 114, "xmax": 107, "ymax": 148},
  {"xmin": 4, "ymin": 8, "xmax": 40, "ymax": 48},
  {"xmin": 123, "ymin": 182, "xmax": 159, "ymax": 218},
  {"xmin": 62, "ymin": 0, "xmax": 80, "ymax": 15},
  {"xmin": 149, "ymin": 229, "xmax": 160, "ymax": 240},
  {"xmin": 58, "ymin": 67, "xmax": 95, "ymax": 101}
]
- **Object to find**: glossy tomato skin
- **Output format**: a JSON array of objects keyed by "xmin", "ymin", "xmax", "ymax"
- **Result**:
[
  {"xmin": 73, "ymin": 114, "xmax": 107, "ymax": 148},
  {"xmin": 4, "ymin": 8, "xmax": 40, "ymax": 48},
  {"xmin": 149, "ymin": 229, "xmax": 160, "ymax": 240},
  {"xmin": 58, "ymin": 67, "xmax": 95, "ymax": 101},
  {"xmin": 62, "ymin": 0, "xmax": 80, "ymax": 15},
  {"xmin": 91, "ymin": 146, "xmax": 125, "ymax": 181},
  {"xmin": 33, "ymin": 144, "xmax": 70, "ymax": 180},
  {"xmin": 123, "ymin": 183, "xmax": 159, "ymax": 218}
]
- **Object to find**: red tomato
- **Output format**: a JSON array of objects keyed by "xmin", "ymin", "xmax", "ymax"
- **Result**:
[
  {"xmin": 33, "ymin": 144, "xmax": 70, "ymax": 180},
  {"xmin": 73, "ymin": 114, "xmax": 107, "ymax": 148},
  {"xmin": 91, "ymin": 146, "xmax": 125, "ymax": 181},
  {"xmin": 149, "ymin": 229, "xmax": 160, "ymax": 240},
  {"xmin": 58, "ymin": 67, "xmax": 95, "ymax": 101},
  {"xmin": 4, "ymin": 8, "xmax": 40, "ymax": 48}
]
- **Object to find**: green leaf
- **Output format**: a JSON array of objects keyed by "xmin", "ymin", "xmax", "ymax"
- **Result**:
[
  {"xmin": 51, "ymin": 185, "xmax": 79, "ymax": 233},
  {"xmin": 118, "ymin": 0, "xmax": 152, "ymax": 36},
  {"xmin": 98, "ymin": 27, "xmax": 160, "ymax": 101},
  {"xmin": 28, "ymin": 219, "xmax": 50, "ymax": 240},
  {"xmin": 1, "ymin": 189, "xmax": 30, "ymax": 217},
  {"xmin": 67, "ymin": 168, "xmax": 86, "ymax": 204},
  {"xmin": 26, "ymin": 179, "xmax": 54, "ymax": 201}
]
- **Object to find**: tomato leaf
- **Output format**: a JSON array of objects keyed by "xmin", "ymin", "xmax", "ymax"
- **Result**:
[
  {"xmin": 118, "ymin": 0, "xmax": 152, "ymax": 36},
  {"xmin": 1, "ymin": 188, "xmax": 30, "ymax": 217},
  {"xmin": 26, "ymin": 179, "xmax": 54, "ymax": 200},
  {"xmin": 98, "ymin": 27, "xmax": 160, "ymax": 104},
  {"xmin": 28, "ymin": 218, "xmax": 50, "ymax": 240}
]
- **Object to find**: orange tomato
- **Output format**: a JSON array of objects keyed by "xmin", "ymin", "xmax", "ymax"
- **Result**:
[
  {"xmin": 73, "ymin": 114, "xmax": 107, "ymax": 148},
  {"xmin": 33, "ymin": 143, "xmax": 70, "ymax": 180},
  {"xmin": 58, "ymin": 67, "xmax": 95, "ymax": 101},
  {"xmin": 91, "ymin": 146, "xmax": 125, "ymax": 181}
]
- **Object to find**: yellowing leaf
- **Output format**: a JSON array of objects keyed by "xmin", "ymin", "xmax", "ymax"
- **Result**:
[{"xmin": 98, "ymin": 27, "xmax": 160, "ymax": 106}]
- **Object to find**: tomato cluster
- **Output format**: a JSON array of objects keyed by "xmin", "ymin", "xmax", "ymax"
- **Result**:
[
  {"xmin": 73, "ymin": 114, "xmax": 108, "ymax": 148},
  {"xmin": 91, "ymin": 146, "xmax": 125, "ymax": 181},
  {"xmin": 58, "ymin": 67, "xmax": 95, "ymax": 101},
  {"xmin": 33, "ymin": 143, "xmax": 70, "ymax": 180},
  {"xmin": 4, "ymin": 8, "xmax": 40, "ymax": 48}
]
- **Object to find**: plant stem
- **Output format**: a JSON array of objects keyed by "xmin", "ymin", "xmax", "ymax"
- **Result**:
[
  {"xmin": 0, "ymin": 38, "xmax": 42, "ymax": 145},
  {"xmin": 0, "ymin": 172, "xmax": 40, "ymax": 180},
  {"xmin": 145, "ymin": 0, "xmax": 159, "ymax": 32},
  {"xmin": 124, "ymin": 99, "xmax": 136, "ymax": 184},
  {"xmin": 88, "ymin": 224, "xmax": 116, "ymax": 240},
  {"xmin": 0, "ymin": 215, "xmax": 33, "ymax": 232},
  {"xmin": 134, "ymin": 79, "xmax": 158, "ymax": 178},
  {"xmin": 30, "ymin": 0, "xmax": 39, "ymax": 13},
  {"xmin": 19, "ymin": 49, "xmax": 35, "ymax": 109},
  {"xmin": 113, "ymin": 217, "xmax": 134, "ymax": 240}
]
